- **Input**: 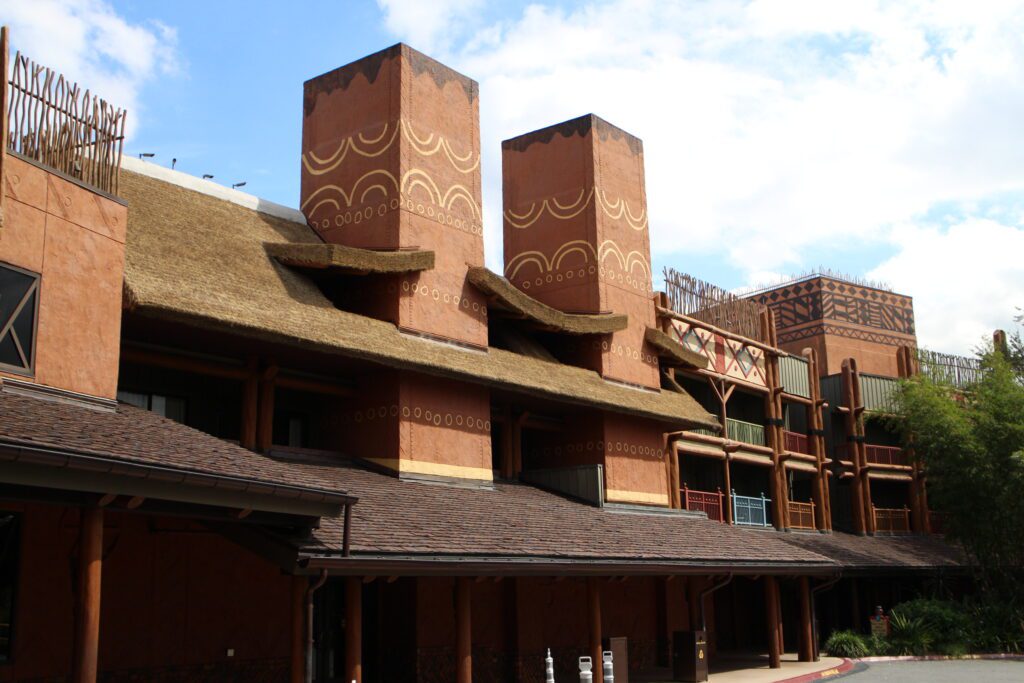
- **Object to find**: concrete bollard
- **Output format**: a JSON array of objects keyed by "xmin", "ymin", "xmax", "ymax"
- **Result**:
[
  {"xmin": 602, "ymin": 650, "xmax": 614, "ymax": 683},
  {"xmin": 546, "ymin": 648, "xmax": 555, "ymax": 683},
  {"xmin": 578, "ymin": 655, "xmax": 593, "ymax": 683}
]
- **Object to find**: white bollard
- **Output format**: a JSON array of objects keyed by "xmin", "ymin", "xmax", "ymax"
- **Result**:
[
  {"xmin": 546, "ymin": 648, "xmax": 556, "ymax": 683},
  {"xmin": 578, "ymin": 655, "xmax": 593, "ymax": 683},
  {"xmin": 602, "ymin": 650, "xmax": 614, "ymax": 683}
]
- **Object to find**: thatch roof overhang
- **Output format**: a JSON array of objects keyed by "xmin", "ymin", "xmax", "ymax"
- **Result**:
[
  {"xmin": 120, "ymin": 169, "xmax": 718, "ymax": 430},
  {"xmin": 644, "ymin": 326, "xmax": 707, "ymax": 368},
  {"xmin": 468, "ymin": 267, "xmax": 628, "ymax": 335},
  {"xmin": 266, "ymin": 242, "xmax": 434, "ymax": 275}
]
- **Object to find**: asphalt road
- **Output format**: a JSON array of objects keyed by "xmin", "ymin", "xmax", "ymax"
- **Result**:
[{"xmin": 841, "ymin": 659, "xmax": 1024, "ymax": 682}]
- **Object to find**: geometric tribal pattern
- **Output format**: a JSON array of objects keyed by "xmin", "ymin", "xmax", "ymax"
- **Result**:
[
  {"xmin": 777, "ymin": 323, "xmax": 916, "ymax": 348},
  {"xmin": 670, "ymin": 320, "xmax": 766, "ymax": 386}
]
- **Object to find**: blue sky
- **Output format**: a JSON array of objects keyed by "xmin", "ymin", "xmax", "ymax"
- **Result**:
[{"xmin": 3, "ymin": 0, "xmax": 1023, "ymax": 353}]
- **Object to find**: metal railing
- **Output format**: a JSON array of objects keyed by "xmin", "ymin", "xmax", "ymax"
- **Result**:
[
  {"xmin": 864, "ymin": 444, "xmax": 908, "ymax": 467},
  {"xmin": 681, "ymin": 485, "xmax": 725, "ymax": 522},
  {"xmin": 726, "ymin": 417, "xmax": 766, "ymax": 447},
  {"xmin": 788, "ymin": 500, "xmax": 816, "ymax": 530},
  {"xmin": 873, "ymin": 506, "xmax": 911, "ymax": 533},
  {"xmin": 783, "ymin": 430, "xmax": 811, "ymax": 454},
  {"xmin": 732, "ymin": 491, "xmax": 771, "ymax": 528}
]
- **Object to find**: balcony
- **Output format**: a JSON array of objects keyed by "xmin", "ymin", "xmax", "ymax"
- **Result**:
[
  {"xmin": 783, "ymin": 430, "xmax": 811, "ymax": 454},
  {"xmin": 873, "ymin": 505, "xmax": 911, "ymax": 534},
  {"xmin": 726, "ymin": 418, "xmax": 766, "ymax": 447},
  {"xmin": 788, "ymin": 500, "xmax": 816, "ymax": 530},
  {"xmin": 732, "ymin": 491, "xmax": 771, "ymax": 528},
  {"xmin": 864, "ymin": 444, "xmax": 909, "ymax": 467},
  {"xmin": 681, "ymin": 485, "xmax": 725, "ymax": 522}
]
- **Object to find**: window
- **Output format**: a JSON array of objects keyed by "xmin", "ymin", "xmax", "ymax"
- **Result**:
[
  {"xmin": 0, "ymin": 263, "xmax": 40, "ymax": 376},
  {"xmin": 0, "ymin": 513, "xmax": 20, "ymax": 663},
  {"xmin": 117, "ymin": 390, "xmax": 187, "ymax": 423}
]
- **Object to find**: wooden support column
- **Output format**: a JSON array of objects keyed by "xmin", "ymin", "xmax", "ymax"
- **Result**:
[
  {"xmin": 841, "ymin": 360, "xmax": 867, "ymax": 535},
  {"xmin": 241, "ymin": 356, "xmax": 259, "ymax": 450},
  {"xmin": 588, "ymin": 577, "xmax": 603, "ymax": 683},
  {"xmin": 798, "ymin": 577, "xmax": 814, "ymax": 662},
  {"xmin": 655, "ymin": 577, "xmax": 669, "ymax": 666},
  {"xmin": 345, "ymin": 577, "xmax": 363, "ymax": 683},
  {"xmin": 456, "ymin": 578, "xmax": 472, "ymax": 683},
  {"xmin": 290, "ymin": 576, "xmax": 306, "ymax": 683},
  {"xmin": 709, "ymin": 378, "xmax": 735, "ymax": 524},
  {"xmin": 72, "ymin": 506, "xmax": 103, "ymax": 683},
  {"xmin": 804, "ymin": 348, "xmax": 831, "ymax": 531},
  {"xmin": 257, "ymin": 363, "xmax": 278, "ymax": 452},
  {"xmin": 764, "ymin": 576, "xmax": 781, "ymax": 669},
  {"xmin": 687, "ymin": 576, "xmax": 702, "ymax": 631}
]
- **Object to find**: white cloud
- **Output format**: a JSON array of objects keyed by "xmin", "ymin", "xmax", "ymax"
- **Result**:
[
  {"xmin": 868, "ymin": 219, "xmax": 1024, "ymax": 355},
  {"xmin": 372, "ymin": 0, "xmax": 1024, "ymax": 352},
  {"xmin": 0, "ymin": 0, "xmax": 180, "ymax": 139},
  {"xmin": 375, "ymin": 0, "xmax": 482, "ymax": 53}
]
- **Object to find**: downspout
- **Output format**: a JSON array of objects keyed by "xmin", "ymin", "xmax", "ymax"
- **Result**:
[
  {"xmin": 698, "ymin": 573, "xmax": 733, "ymax": 631},
  {"xmin": 306, "ymin": 569, "xmax": 328, "ymax": 683},
  {"xmin": 810, "ymin": 574, "xmax": 842, "ymax": 660}
]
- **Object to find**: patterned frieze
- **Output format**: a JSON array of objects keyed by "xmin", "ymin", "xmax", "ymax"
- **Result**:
[{"xmin": 669, "ymin": 319, "xmax": 767, "ymax": 387}]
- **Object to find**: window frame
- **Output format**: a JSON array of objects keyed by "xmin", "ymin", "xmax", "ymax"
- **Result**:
[{"xmin": 0, "ymin": 262, "xmax": 41, "ymax": 378}]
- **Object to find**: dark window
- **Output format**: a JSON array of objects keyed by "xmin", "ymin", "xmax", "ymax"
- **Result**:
[
  {"xmin": 0, "ymin": 513, "xmax": 20, "ymax": 662},
  {"xmin": 117, "ymin": 390, "xmax": 187, "ymax": 423},
  {"xmin": 0, "ymin": 263, "xmax": 40, "ymax": 375}
]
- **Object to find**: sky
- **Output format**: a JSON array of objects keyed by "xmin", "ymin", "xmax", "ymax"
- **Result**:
[{"xmin": 2, "ymin": 0, "xmax": 1023, "ymax": 354}]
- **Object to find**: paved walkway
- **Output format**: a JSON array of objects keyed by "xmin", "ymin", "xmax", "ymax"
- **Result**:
[
  {"xmin": 633, "ymin": 652, "xmax": 845, "ymax": 683},
  {"xmin": 839, "ymin": 659, "xmax": 1024, "ymax": 681}
]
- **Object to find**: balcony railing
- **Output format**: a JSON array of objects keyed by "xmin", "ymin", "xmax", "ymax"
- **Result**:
[
  {"xmin": 788, "ymin": 500, "xmax": 816, "ymax": 530},
  {"xmin": 732, "ymin": 491, "xmax": 771, "ymax": 528},
  {"xmin": 873, "ymin": 505, "xmax": 911, "ymax": 534},
  {"xmin": 864, "ymin": 444, "xmax": 908, "ymax": 467},
  {"xmin": 783, "ymin": 430, "xmax": 811, "ymax": 454},
  {"xmin": 682, "ymin": 485, "xmax": 725, "ymax": 522},
  {"xmin": 726, "ymin": 418, "xmax": 766, "ymax": 447}
]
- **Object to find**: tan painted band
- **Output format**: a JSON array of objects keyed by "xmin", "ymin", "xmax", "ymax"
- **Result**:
[
  {"xmin": 367, "ymin": 457, "xmax": 493, "ymax": 481},
  {"xmin": 606, "ymin": 489, "xmax": 670, "ymax": 506}
]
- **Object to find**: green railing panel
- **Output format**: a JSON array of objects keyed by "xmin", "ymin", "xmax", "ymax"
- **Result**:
[
  {"xmin": 726, "ymin": 417, "xmax": 766, "ymax": 446},
  {"xmin": 779, "ymin": 355, "xmax": 811, "ymax": 398},
  {"xmin": 859, "ymin": 374, "xmax": 899, "ymax": 413}
]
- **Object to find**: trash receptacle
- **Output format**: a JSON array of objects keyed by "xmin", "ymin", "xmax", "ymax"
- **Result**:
[{"xmin": 671, "ymin": 630, "xmax": 708, "ymax": 682}]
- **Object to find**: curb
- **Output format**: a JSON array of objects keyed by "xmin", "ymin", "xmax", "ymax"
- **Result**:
[
  {"xmin": 857, "ymin": 653, "xmax": 1024, "ymax": 663},
  {"xmin": 772, "ymin": 658, "xmax": 856, "ymax": 682}
]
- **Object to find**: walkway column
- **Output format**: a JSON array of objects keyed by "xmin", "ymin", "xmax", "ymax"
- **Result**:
[
  {"xmin": 73, "ymin": 506, "xmax": 103, "ymax": 683},
  {"xmin": 687, "ymin": 577, "xmax": 702, "ymax": 631},
  {"xmin": 290, "ymin": 576, "xmax": 306, "ymax": 683},
  {"xmin": 345, "ymin": 577, "xmax": 362, "ymax": 683},
  {"xmin": 764, "ymin": 576, "xmax": 781, "ymax": 669},
  {"xmin": 456, "ymin": 578, "xmax": 472, "ymax": 683},
  {"xmin": 588, "ymin": 577, "xmax": 603, "ymax": 683},
  {"xmin": 798, "ymin": 577, "xmax": 814, "ymax": 662}
]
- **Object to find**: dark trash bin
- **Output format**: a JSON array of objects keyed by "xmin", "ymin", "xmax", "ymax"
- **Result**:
[{"xmin": 671, "ymin": 630, "xmax": 708, "ymax": 682}]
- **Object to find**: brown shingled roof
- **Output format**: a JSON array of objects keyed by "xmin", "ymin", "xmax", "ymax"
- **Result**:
[
  {"xmin": 120, "ymin": 170, "xmax": 717, "ymax": 429},
  {"xmin": 0, "ymin": 387, "xmax": 351, "ymax": 507},
  {"xmin": 293, "ymin": 459, "xmax": 837, "ymax": 573},
  {"xmin": 777, "ymin": 530, "xmax": 965, "ymax": 573},
  {"xmin": 468, "ymin": 267, "xmax": 628, "ymax": 335}
]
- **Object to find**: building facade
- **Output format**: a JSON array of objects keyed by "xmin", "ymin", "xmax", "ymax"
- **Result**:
[{"xmin": 0, "ymin": 34, "xmax": 966, "ymax": 683}]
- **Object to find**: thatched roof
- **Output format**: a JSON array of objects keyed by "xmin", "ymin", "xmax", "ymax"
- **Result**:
[
  {"xmin": 120, "ymin": 169, "xmax": 717, "ymax": 429},
  {"xmin": 644, "ymin": 327, "xmax": 706, "ymax": 368},
  {"xmin": 468, "ymin": 267, "xmax": 628, "ymax": 334},
  {"xmin": 266, "ymin": 242, "xmax": 434, "ymax": 274}
]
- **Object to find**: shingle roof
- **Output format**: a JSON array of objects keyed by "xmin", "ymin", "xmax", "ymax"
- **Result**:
[
  {"xmin": 777, "ymin": 530, "xmax": 965, "ymax": 572},
  {"xmin": 119, "ymin": 169, "xmax": 717, "ymax": 429},
  {"xmin": 0, "ymin": 387, "xmax": 350, "ymax": 505},
  {"xmin": 294, "ymin": 458, "xmax": 836, "ymax": 572}
]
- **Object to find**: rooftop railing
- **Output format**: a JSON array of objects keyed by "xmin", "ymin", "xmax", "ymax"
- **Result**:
[
  {"xmin": 663, "ymin": 268, "xmax": 769, "ymax": 343},
  {"xmin": 6, "ymin": 49, "xmax": 126, "ymax": 195},
  {"xmin": 787, "ymin": 500, "xmax": 816, "ymax": 530},
  {"xmin": 918, "ymin": 348, "xmax": 984, "ymax": 389}
]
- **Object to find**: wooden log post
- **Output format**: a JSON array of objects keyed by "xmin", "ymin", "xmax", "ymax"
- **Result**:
[
  {"xmin": 798, "ymin": 577, "xmax": 814, "ymax": 662},
  {"xmin": 290, "ymin": 576, "xmax": 306, "ymax": 683},
  {"xmin": 241, "ymin": 356, "xmax": 259, "ymax": 450},
  {"xmin": 804, "ymin": 348, "xmax": 831, "ymax": 531},
  {"xmin": 345, "ymin": 577, "xmax": 363, "ymax": 683},
  {"xmin": 764, "ymin": 576, "xmax": 781, "ymax": 669},
  {"xmin": 841, "ymin": 360, "xmax": 867, "ymax": 535},
  {"xmin": 456, "ymin": 578, "xmax": 472, "ymax": 683},
  {"xmin": 257, "ymin": 363, "xmax": 278, "ymax": 452},
  {"xmin": 73, "ymin": 506, "xmax": 104, "ymax": 683},
  {"xmin": 588, "ymin": 577, "xmax": 603, "ymax": 683}
]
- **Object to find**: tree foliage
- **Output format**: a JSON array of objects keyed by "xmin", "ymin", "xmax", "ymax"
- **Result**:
[{"xmin": 890, "ymin": 326, "xmax": 1024, "ymax": 596}]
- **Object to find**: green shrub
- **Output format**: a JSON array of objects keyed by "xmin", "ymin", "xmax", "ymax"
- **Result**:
[
  {"xmin": 865, "ymin": 633, "xmax": 892, "ymax": 656},
  {"xmin": 825, "ymin": 630, "xmax": 869, "ymax": 658},
  {"xmin": 888, "ymin": 613, "xmax": 935, "ymax": 656},
  {"xmin": 891, "ymin": 598, "xmax": 968, "ymax": 655}
]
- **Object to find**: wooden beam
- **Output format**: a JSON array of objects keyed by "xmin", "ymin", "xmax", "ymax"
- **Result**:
[
  {"xmin": 125, "ymin": 496, "xmax": 145, "ymax": 510},
  {"xmin": 121, "ymin": 346, "xmax": 249, "ymax": 380},
  {"xmin": 72, "ymin": 506, "xmax": 103, "ymax": 683},
  {"xmin": 799, "ymin": 577, "xmax": 814, "ymax": 662},
  {"xmin": 276, "ymin": 374, "xmax": 355, "ymax": 397},
  {"xmin": 456, "ymin": 577, "xmax": 472, "ymax": 683},
  {"xmin": 588, "ymin": 576, "xmax": 603, "ymax": 683},
  {"xmin": 345, "ymin": 576, "xmax": 362, "ymax": 683},
  {"xmin": 290, "ymin": 576, "xmax": 306, "ymax": 683},
  {"xmin": 765, "ymin": 576, "xmax": 781, "ymax": 669}
]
